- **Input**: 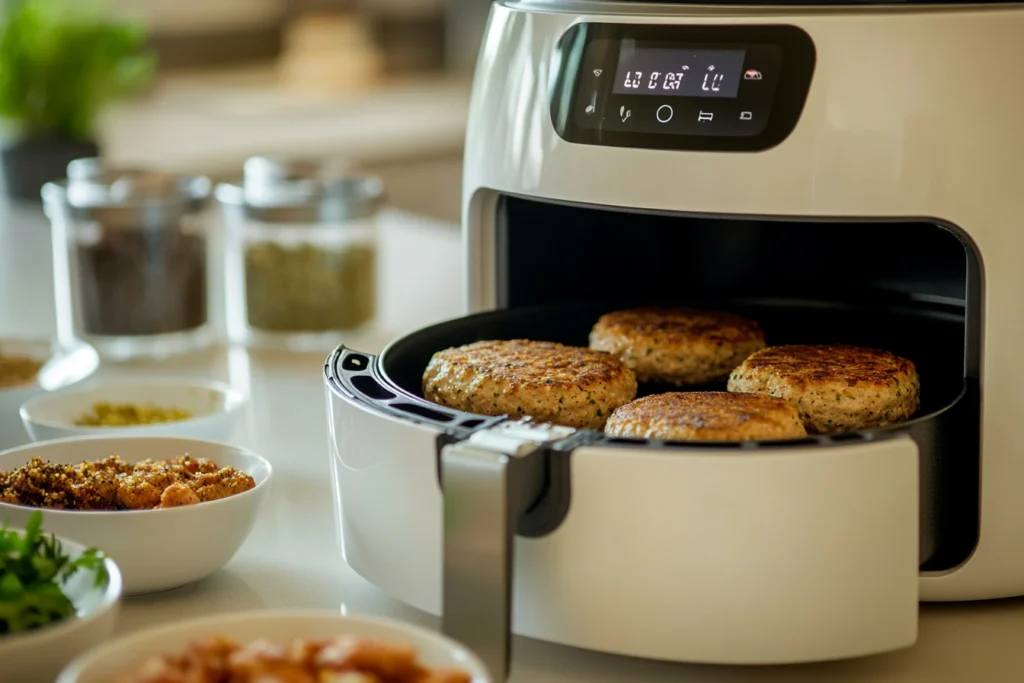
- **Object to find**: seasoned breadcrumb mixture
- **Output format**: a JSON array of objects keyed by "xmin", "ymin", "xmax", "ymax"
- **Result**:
[
  {"xmin": 73, "ymin": 401, "xmax": 193, "ymax": 427},
  {"xmin": 0, "ymin": 455, "xmax": 256, "ymax": 510},
  {"xmin": 117, "ymin": 634, "xmax": 472, "ymax": 683}
]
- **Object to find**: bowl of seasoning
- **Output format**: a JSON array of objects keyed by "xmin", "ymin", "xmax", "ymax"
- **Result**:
[
  {"xmin": 218, "ymin": 157, "xmax": 383, "ymax": 352},
  {"xmin": 0, "ymin": 338, "xmax": 100, "ymax": 452},
  {"xmin": 19, "ymin": 378, "xmax": 247, "ymax": 443},
  {"xmin": 0, "ymin": 435, "xmax": 272, "ymax": 594}
]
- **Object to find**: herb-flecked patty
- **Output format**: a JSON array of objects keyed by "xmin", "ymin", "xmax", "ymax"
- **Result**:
[
  {"xmin": 422, "ymin": 339, "xmax": 637, "ymax": 429},
  {"xmin": 726, "ymin": 345, "xmax": 920, "ymax": 434},
  {"xmin": 589, "ymin": 307, "xmax": 765, "ymax": 385},
  {"xmin": 605, "ymin": 391, "xmax": 807, "ymax": 441}
]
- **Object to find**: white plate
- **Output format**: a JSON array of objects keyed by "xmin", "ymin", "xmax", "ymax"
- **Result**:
[
  {"xmin": 20, "ymin": 377, "xmax": 247, "ymax": 443},
  {"xmin": 0, "ymin": 532, "xmax": 122, "ymax": 683},
  {"xmin": 0, "ymin": 436, "xmax": 272, "ymax": 594},
  {"xmin": 0, "ymin": 338, "xmax": 99, "ymax": 451},
  {"xmin": 58, "ymin": 609, "xmax": 492, "ymax": 683}
]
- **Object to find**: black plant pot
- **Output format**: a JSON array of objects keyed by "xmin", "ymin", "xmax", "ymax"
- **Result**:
[{"xmin": 0, "ymin": 136, "xmax": 100, "ymax": 203}]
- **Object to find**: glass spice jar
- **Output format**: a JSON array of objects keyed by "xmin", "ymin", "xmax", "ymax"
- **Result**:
[
  {"xmin": 42, "ymin": 159, "xmax": 214, "ymax": 360},
  {"xmin": 217, "ymin": 157, "xmax": 383, "ymax": 351}
]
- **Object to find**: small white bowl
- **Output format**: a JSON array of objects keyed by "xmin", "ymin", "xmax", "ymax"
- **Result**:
[
  {"xmin": 58, "ymin": 609, "xmax": 492, "ymax": 683},
  {"xmin": 0, "ymin": 436, "xmax": 272, "ymax": 595},
  {"xmin": 0, "ymin": 338, "xmax": 99, "ymax": 451},
  {"xmin": 0, "ymin": 532, "xmax": 122, "ymax": 683},
  {"xmin": 20, "ymin": 378, "xmax": 247, "ymax": 443}
]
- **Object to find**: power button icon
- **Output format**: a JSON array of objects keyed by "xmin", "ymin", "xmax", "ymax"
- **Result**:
[{"xmin": 656, "ymin": 104, "xmax": 674, "ymax": 123}]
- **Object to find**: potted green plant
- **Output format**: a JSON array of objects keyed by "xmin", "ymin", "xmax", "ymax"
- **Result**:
[{"xmin": 0, "ymin": 0, "xmax": 156, "ymax": 201}]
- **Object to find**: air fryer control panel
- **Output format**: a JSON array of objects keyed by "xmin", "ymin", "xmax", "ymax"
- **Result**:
[{"xmin": 550, "ymin": 24, "xmax": 816, "ymax": 151}]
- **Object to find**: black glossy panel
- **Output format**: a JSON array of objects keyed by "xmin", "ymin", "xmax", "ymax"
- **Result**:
[
  {"xmin": 501, "ymin": 196, "xmax": 971, "ymax": 312},
  {"xmin": 351, "ymin": 374, "xmax": 396, "ymax": 401},
  {"xmin": 551, "ymin": 23, "xmax": 815, "ymax": 151},
  {"xmin": 392, "ymin": 403, "xmax": 456, "ymax": 422}
]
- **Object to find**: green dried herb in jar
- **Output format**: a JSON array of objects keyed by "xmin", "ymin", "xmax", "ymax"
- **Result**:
[
  {"xmin": 243, "ymin": 241, "xmax": 376, "ymax": 332},
  {"xmin": 217, "ymin": 160, "xmax": 385, "ymax": 347}
]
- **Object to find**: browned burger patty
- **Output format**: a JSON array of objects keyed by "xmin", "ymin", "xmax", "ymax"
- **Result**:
[
  {"xmin": 422, "ymin": 339, "xmax": 637, "ymax": 430},
  {"xmin": 589, "ymin": 307, "xmax": 765, "ymax": 385},
  {"xmin": 605, "ymin": 391, "xmax": 807, "ymax": 441},
  {"xmin": 727, "ymin": 345, "xmax": 921, "ymax": 434}
]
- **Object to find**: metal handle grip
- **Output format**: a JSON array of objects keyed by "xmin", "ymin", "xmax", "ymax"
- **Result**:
[{"xmin": 441, "ymin": 440, "xmax": 544, "ymax": 682}]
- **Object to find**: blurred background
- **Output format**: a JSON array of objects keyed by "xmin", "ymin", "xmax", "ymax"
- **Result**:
[
  {"xmin": 0, "ymin": 0, "xmax": 486, "ymax": 346},
  {"xmin": 0, "ymin": 0, "xmax": 491, "ymax": 222}
]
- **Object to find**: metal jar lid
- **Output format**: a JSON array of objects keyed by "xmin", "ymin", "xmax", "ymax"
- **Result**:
[
  {"xmin": 214, "ymin": 156, "xmax": 385, "ymax": 224},
  {"xmin": 42, "ymin": 158, "xmax": 212, "ymax": 229}
]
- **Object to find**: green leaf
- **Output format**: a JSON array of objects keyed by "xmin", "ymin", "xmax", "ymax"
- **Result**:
[
  {"xmin": 0, "ymin": 509, "xmax": 108, "ymax": 634},
  {"xmin": 0, "ymin": 0, "xmax": 157, "ymax": 139},
  {"xmin": 0, "ymin": 584, "xmax": 74, "ymax": 633},
  {"xmin": 68, "ymin": 548, "xmax": 110, "ymax": 589},
  {"xmin": 0, "ymin": 570, "xmax": 24, "ymax": 599},
  {"xmin": 22, "ymin": 510, "xmax": 41, "ymax": 548}
]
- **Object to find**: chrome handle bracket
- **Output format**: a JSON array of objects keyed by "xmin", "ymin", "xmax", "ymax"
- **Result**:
[{"xmin": 440, "ymin": 419, "xmax": 575, "ymax": 682}]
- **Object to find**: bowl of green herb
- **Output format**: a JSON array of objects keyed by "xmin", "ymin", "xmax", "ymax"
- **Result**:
[{"xmin": 0, "ymin": 510, "xmax": 121, "ymax": 683}]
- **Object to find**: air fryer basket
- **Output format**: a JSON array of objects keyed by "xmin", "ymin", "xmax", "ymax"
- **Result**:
[
  {"xmin": 333, "ymin": 295, "xmax": 974, "ymax": 555},
  {"xmin": 326, "ymin": 296, "xmax": 977, "ymax": 680}
]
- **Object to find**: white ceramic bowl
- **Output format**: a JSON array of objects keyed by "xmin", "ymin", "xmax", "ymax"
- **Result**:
[
  {"xmin": 0, "ymin": 532, "xmax": 122, "ymax": 683},
  {"xmin": 0, "ymin": 436, "xmax": 272, "ymax": 595},
  {"xmin": 0, "ymin": 338, "xmax": 99, "ymax": 451},
  {"xmin": 58, "ymin": 609, "xmax": 492, "ymax": 683},
  {"xmin": 20, "ymin": 378, "xmax": 247, "ymax": 443}
]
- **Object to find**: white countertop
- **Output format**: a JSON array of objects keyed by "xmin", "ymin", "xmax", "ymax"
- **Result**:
[{"xmin": 1, "ymin": 201, "xmax": 1023, "ymax": 682}]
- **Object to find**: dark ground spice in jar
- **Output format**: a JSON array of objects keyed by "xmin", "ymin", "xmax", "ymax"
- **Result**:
[
  {"xmin": 75, "ymin": 226, "xmax": 208, "ymax": 336},
  {"xmin": 243, "ymin": 241, "xmax": 376, "ymax": 332}
]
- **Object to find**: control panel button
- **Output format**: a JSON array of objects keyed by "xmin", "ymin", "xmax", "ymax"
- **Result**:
[
  {"xmin": 656, "ymin": 104, "xmax": 674, "ymax": 123},
  {"xmin": 743, "ymin": 69, "xmax": 763, "ymax": 80},
  {"xmin": 739, "ymin": 111, "xmax": 753, "ymax": 121},
  {"xmin": 698, "ymin": 110, "xmax": 714, "ymax": 123}
]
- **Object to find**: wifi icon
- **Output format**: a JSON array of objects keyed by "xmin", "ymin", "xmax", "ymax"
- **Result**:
[{"xmin": 593, "ymin": 69, "xmax": 603, "ymax": 77}]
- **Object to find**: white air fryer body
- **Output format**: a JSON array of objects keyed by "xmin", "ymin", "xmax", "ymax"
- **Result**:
[{"xmin": 327, "ymin": 0, "xmax": 1024, "ymax": 667}]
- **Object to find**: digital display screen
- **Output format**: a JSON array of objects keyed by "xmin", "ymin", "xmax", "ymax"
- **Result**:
[
  {"xmin": 612, "ymin": 46, "xmax": 748, "ymax": 99},
  {"xmin": 550, "ymin": 23, "xmax": 815, "ymax": 151}
]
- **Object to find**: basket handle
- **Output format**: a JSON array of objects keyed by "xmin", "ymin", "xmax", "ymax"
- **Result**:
[{"xmin": 440, "ymin": 431, "xmax": 549, "ymax": 682}]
